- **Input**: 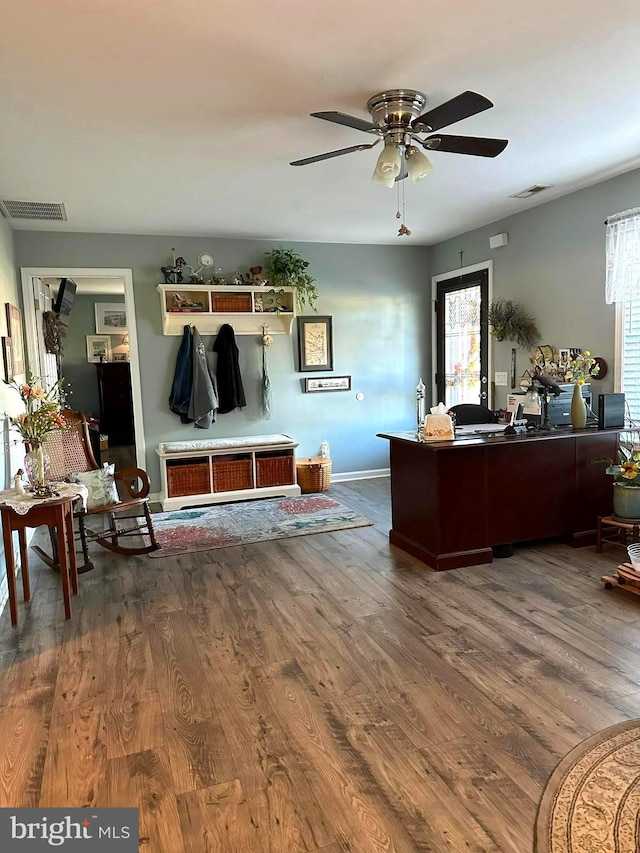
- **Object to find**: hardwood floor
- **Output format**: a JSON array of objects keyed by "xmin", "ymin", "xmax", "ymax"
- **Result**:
[{"xmin": 1, "ymin": 476, "xmax": 639, "ymax": 851}]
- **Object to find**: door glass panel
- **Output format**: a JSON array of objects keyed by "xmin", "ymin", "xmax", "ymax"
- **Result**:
[{"xmin": 443, "ymin": 284, "xmax": 481, "ymax": 408}]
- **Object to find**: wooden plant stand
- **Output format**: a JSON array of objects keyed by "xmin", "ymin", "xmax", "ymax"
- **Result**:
[
  {"xmin": 596, "ymin": 515, "xmax": 640, "ymax": 552},
  {"xmin": 601, "ymin": 563, "xmax": 640, "ymax": 599}
]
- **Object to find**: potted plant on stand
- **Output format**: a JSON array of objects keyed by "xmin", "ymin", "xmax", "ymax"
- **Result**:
[
  {"xmin": 594, "ymin": 435, "xmax": 640, "ymax": 521},
  {"xmin": 264, "ymin": 248, "xmax": 318, "ymax": 313}
]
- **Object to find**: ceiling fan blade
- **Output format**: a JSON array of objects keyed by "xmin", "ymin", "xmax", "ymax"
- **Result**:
[
  {"xmin": 422, "ymin": 134, "xmax": 508, "ymax": 158},
  {"xmin": 412, "ymin": 91, "xmax": 493, "ymax": 132},
  {"xmin": 290, "ymin": 140, "xmax": 380, "ymax": 166},
  {"xmin": 311, "ymin": 111, "xmax": 378, "ymax": 134}
]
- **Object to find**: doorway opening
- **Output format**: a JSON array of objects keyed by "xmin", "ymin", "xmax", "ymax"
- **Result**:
[
  {"xmin": 431, "ymin": 261, "xmax": 493, "ymax": 409},
  {"xmin": 20, "ymin": 267, "xmax": 145, "ymax": 472}
]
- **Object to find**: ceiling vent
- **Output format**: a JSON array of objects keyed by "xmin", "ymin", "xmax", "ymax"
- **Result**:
[
  {"xmin": 0, "ymin": 199, "xmax": 67, "ymax": 221},
  {"xmin": 509, "ymin": 184, "xmax": 552, "ymax": 199}
]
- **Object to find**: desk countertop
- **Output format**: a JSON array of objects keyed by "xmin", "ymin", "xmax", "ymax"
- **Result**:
[{"xmin": 377, "ymin": 426, "xmax": 623, "ymax": 450}]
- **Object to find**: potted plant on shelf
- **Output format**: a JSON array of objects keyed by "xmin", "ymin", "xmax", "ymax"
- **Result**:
[
  {"xmin": 487, "ymin": 298, "xmax": 541, "ymax": 349},
  {"xmin": 594, "ymin": 434, "xmax": 640, "ymax": 521},
  {"xmin": 264, "ymin": 248, "xmax": 318, "ymax": 313}
]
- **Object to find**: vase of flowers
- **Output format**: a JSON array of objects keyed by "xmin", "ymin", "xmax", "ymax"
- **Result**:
[
  {"xmin": 594, "ymin": 436, "xmax": 640, "ymax": 520},
  {"xmin": 565, "ymin": 350, "xmax": 599, "ymax": 429},
  {"xmin": 5, "ymin": 375, "xmax": 67, "ymax": 495}
]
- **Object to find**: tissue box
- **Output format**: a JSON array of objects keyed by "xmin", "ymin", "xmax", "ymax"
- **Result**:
[{"xmin": 423, "ymin": 414, "xmax": 455, "ymax": 440}]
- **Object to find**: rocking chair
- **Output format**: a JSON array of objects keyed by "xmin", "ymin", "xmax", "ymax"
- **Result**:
[{"xmin": 33, "ymin": 410, "xmax": 159, "ymax": 572}]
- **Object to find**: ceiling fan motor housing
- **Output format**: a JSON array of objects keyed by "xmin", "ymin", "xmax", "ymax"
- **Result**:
[{"xmin": 367, "ymin": 89, "xmax": 427, "ymax": 132}]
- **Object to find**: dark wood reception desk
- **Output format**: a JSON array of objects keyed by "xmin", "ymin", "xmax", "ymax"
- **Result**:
[{"xmin": 378, "ymin": 428, "xmax": 619, "ymax": 570}]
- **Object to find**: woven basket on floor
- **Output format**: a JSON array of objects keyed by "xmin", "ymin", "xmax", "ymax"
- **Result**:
[{"xmin": 296, "ymin": 457, "xmax": 332, "ymax": 493}]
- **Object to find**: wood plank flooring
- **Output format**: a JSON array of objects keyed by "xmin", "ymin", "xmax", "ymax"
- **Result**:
[{"xmin": 1, "ymin": 476, "xmax": 640, "ymax": 851}]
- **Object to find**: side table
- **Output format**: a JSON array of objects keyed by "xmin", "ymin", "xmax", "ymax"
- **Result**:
[
  {"xmin": 0, "ymin": 493, "xmax": 80, "ymax": 627},
  {"xmin": 596, "ymin": 515, "xmax": 640, "ymax": 553}
]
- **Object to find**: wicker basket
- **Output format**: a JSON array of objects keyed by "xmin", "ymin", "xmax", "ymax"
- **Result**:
[
  {"xmin": 256, "ymin": 454, "xmax": 295, "ymax": 488},
  {"xmin": 296, "ymin": 456, "xmax": 332, "ymax": 493},
  {"xmin": 167, "ymin": 461, "xmax": 210, "ymax": 497},
  {"xmin": 212, "ymin": 457, "xmax": 253, "ymax": 492},
  {"xmin": 211, "ymin": 293, "xmax": 252, "ymax": 312}
]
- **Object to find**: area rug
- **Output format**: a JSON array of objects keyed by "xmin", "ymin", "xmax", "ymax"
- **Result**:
[
  {"xmin": 535, "ymin": 718, "xmax": 640, "ymax": 852},
  {"xmin": 149, "ymin": 494, "xmax": 373, "ymax": 557}
]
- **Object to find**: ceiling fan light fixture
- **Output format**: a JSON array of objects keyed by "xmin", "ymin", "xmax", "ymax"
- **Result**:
[
  {"xmin": 372, "ymin": 144, "xmax": 402, "ymax": 188},
  {"xmin": 406, "ymin": 146, "xmax": 433, "ymax": 183}
]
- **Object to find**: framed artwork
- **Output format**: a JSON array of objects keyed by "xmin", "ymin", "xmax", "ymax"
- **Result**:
[
  {"xmin": 86, "ymin": 335, "xmax": 112, "ymax": 363},
  {"xmin": 112, "ymin": 352, "xmax": 128, "ymax": 362},
  {"xmin": 5, "ymin": 303, "xmax": 25, "ymax": 376},
  {"xmin": 2, "ymin": 336, "xmax": 14, "ymax": 381},
  {"xmin": 298, "ymin": 315, "xmax": 333, "ymax": 372},
  {"xmin": 95, "ymin": 303, "xmax": 127, "ymax": 334},
  {"xmin": 304, "ymin": 375, "xmax": 351, "ymax": 393}
]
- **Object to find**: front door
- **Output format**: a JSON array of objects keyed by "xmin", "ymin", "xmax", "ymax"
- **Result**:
[{"xmin": 435, "ymin": 267, "xmax": 489, "ymax": 408}]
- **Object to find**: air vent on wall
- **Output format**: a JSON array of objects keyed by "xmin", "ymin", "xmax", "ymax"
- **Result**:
[
  {"xmin": 509, "ymin": 184, "xmax": 552, "ymax": 199},
  {"xmin": 0, "ymin": 199, "xmax": 67, "ymax": 220}
]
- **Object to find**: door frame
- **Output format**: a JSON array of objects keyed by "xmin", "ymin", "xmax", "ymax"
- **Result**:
[
  {"xmin": 431, "ymin": 260, "xmax": 493, "ymax": 408},
  {"xmin": 20, "ymin": 267, "xmax": 145, "ymax": 469}
]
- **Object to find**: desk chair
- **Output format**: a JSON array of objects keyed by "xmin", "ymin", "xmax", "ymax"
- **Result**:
[
  {"xmin": 449, "ymin": 404, "xmax": 499, "ymax": 426},
  {"xmin": 34, "ymin": 410, "xmax": 158, "ymax": 572}
]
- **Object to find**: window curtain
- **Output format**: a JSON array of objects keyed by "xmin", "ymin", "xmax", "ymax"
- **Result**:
[{"xmin": 605, "ymin": 207, "xmax": 640, "ymax": 304}]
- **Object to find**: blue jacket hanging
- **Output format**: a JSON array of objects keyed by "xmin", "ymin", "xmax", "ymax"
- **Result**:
[{"xmin": 169, "ymin": 325, "xmax": 194, "ymax": 423}]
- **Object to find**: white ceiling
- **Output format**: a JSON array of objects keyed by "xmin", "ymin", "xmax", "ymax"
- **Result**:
[{"xmin": 1, "ymin": 0, "xmax": 639, "ymax": 246}]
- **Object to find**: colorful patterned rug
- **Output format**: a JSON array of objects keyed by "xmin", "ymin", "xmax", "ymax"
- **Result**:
[
  {"xmin": 149, "ymin": 494, "xmax": 373, "ymax": 557},
  {"xmin": 535, "ymin": 718, "xmax": 640, "ymax": 852}
]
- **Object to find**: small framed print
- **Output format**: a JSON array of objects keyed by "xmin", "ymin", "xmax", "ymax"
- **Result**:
[
  {"xmin": 304, "ymin": 375, "xmax": 351, "ymax": 393},
  {"xmin": 2, "ymin": 336, "xmax": 14, "ymax": 381},
  {"xmin": 112, "ymin": 352, "xmax": 128, "ymax": 362},
  {"xmin": 5, "ymin": 303, "xmax": 25, "ymax": 376},
  {"xmin": 298, "ymin": 315, "xmax": 333, "ymax": 372},
  {"xmin": 95, "ymin": 303, "xmax": 127, "ymax": 334},
  {"xmin": 86, "ymin": 334, "xmax": 112, "ymax": 363}
]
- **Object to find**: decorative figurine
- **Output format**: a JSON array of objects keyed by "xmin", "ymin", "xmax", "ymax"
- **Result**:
[
  {"xmin": 161, "ymin": 248, "xmax": 187, "ymax": 283},
  {"xmin": 247, "ymin": 265, "xmax": 267, "ymax": 285},
  {"xmin": 255, "ymin": 295, "xmax": 264, "ymax": 312},
  {"xmin": 416, "ymin": 378, "xmax": 426, "ymax": 433},
  {"xmin": 13, "ymin": 469, "xmax": 25, "ymax": 495}
]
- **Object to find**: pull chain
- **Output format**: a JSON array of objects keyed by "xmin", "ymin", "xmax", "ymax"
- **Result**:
[{"xmin": 397, "ymin": 173, "xmax": 411, "ymax": 237}]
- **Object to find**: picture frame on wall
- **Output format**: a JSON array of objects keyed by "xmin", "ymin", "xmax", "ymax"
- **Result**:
[
  {"xmin": 304, "ymin": 375, "xmax": 351, "ymax": 393},
  {"xmin": 298, "ymin": 315, "xmax": 333, "ymax": 372},
  {"xmin": 5, "ymin": 303, "xmax": 25, "ymax": 376},
  {"xmin": 86, "ymin": 335, "xmax": 112, "ymax": 363},
  {"xmin": 2, "ymin": 336, "xmax": 14, "ymax": 381},
  {"xmin": 95, "ymin": 303, "xmax": 128, "ymax": 335}
]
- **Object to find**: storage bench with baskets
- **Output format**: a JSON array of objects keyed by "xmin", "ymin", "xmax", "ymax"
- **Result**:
[{"xmin": 157, "ymin": 434, "xmax": 300, "ymax": 510}]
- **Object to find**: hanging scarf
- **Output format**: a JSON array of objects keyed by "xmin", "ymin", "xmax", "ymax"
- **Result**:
[
  {"xmin": 261, "ymin": 343, "xmax": 273, "ymax": 419},
  {"xmin": 188, "ymin": 327, "xmax": 218, "ymax": 429}
]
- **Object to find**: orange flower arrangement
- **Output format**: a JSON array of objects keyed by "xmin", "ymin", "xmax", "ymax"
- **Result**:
[{"xmin": 5, "ymin": 375, "xmax": 68, "ymax": 445}]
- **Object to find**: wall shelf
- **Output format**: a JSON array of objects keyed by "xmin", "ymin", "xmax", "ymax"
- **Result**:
[{"xmin": 157, "ymin": 283, "xmax": 297, "ymax": 335}]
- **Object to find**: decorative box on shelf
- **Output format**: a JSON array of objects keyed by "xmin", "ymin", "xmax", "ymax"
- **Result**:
[{"xmin": 157, "ymin": 284, "xmax": 296, "ymax": 335}]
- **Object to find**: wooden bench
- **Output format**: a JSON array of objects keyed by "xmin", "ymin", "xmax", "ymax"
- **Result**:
[{"xmin": 157, "ymin": 434, "xmax": 301, "ymax": 511}]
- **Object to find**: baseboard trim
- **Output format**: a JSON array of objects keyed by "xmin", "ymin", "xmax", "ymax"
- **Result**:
[{"xmin": 331, "ymin": 468, "xmax": 390, "ymax": 483}]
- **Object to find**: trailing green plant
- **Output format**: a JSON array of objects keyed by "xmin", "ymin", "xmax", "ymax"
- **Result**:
[
  {"xmin": 487, "ymin": 298, "xmax": 541, "ymax": 349},
  {"xmin": 264, "ymin": 248, "xmax": 318, "ymax": 312}
]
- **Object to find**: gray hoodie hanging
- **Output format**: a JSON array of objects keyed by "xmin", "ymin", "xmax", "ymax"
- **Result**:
[{"xmin": 188, "ymin": 327, "xmax": 219, "ymax": 428}]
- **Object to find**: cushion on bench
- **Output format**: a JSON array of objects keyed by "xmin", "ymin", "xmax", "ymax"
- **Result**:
[{"xmin": 159, "ymin": 433, "xmax": 298, "ymax": 455}]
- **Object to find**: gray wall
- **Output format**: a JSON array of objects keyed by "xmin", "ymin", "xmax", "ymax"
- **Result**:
[
  {"xmin": 430, "ymin": 167, "xmax": 640, "ymax": 409},
  {"xmin": 61, "ymin": 293, "xmax": 126, "ymax": 418},
  {"xmin": 14, "ymin": 233, "xmax": 431, "ymax": 484}
]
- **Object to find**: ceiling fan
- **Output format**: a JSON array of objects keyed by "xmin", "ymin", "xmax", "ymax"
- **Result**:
[{"xmin": 291, "ymin": 89, "xmax": 508, "ymax": 187}]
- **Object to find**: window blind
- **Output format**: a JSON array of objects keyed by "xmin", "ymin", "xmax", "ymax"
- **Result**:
[{"xmin": 622, "ymin": 292, "xmax": 640, "ymax": 422}]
